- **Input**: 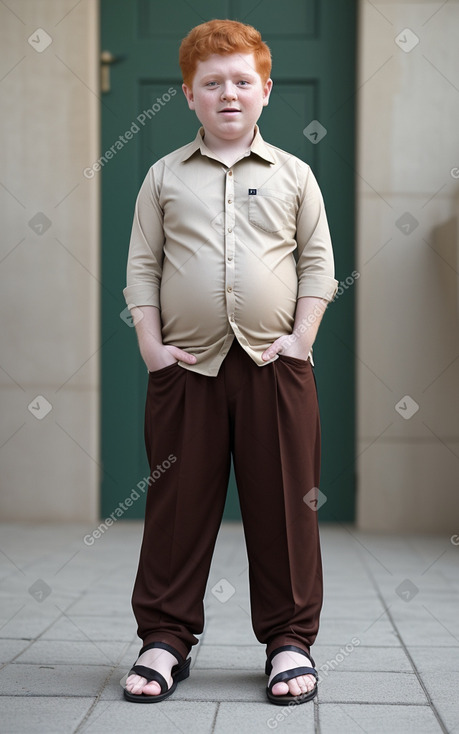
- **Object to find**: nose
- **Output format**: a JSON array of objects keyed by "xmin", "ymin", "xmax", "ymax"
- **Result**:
[{"xmin": 221, "ymin": 82, "xmax": 237, "ymax": 101}]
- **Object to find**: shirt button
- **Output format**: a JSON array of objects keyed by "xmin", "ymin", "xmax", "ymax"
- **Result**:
[
  {"xmin": 227, "ymin": 286, "xmax": 232, "ymax": 293},
  {"xmin": 227, "ymin": 227, "xmax": 232, "ymax": 233},
  {"xmin": 228, "ymin": 171, "xmax": 233, "ymax": 176},
  {"xmin": 227, "ymin": 255, "xmax": 233, "ymax": 261},
  {"xmin": 230, "ymin": 314, "xmax": 235, "ymax": 321},
  {"xmin": 228, "ymin": 199, "xmax": 232, "ymax": 204}
]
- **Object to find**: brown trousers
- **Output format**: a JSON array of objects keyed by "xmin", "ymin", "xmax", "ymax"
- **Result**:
[{"xmin": 131, "ymin": 338, "xmax": 323, "ymax": 662}]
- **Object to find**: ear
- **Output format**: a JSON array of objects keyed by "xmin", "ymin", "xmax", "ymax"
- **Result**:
[
  {"xmin": 262, "ymin": 78, "xmax": 273, "ymax": 107},
  {"xmin": 182, "ymin": 83, "xmax": 195, "ymax": 110}
]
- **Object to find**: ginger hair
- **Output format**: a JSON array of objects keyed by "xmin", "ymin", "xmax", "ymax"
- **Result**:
[{"xmin": 179, "ymin": 19, "xmax": 272, "ymax": 87}]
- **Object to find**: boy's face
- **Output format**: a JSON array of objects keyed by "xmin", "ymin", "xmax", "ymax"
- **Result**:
[{"xmin": 182, "ymin": 53, "xmax": 272, "ymax": 143}]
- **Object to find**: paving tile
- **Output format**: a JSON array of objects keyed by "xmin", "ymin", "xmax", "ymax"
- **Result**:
[
  {"xmin": 374, "ymin": 576, "xmax": 459, "ymax": 600},
  {"xmin": 394, "ymin": 619, "xmax": 459, "ymax": 647},
  {"xmin": 422, "ymin": 672, "xmax": 459, "ymax": 731},
  {"xmin": 204, "ymin": 604, "xmax": 252, "ymax": 624},
  {"xmin": 312, "ymin": 644, "xmax": 412, "ymax": 673},
  {"xmin": 0, "ymin": 615, "xmax": 57, "ymax": 639},
  {"xmin": 0, "ymin": 663, "xmax": 112, "ymax": 697},
  {"xmin": 407, "ymin": 645, "xmax": 459, "ymax": 672},
  {"xmin": 322, "ymin": 583, "xmax": 379, "ymax": 597},
  {"xmin": 315, "ymin": 618, "xmax": 400, "ymax": 647},
  {"xmin": 101, "ymin": 666, "xmax": 266, "ymax": 703},
  {"xmin": 83, "ymin": 700, "xmax": 217, "ymax": 733},
  {"xmin": 415, "ymin": 591, "xmax": 459, "ymax": 604},
  {"xmin": 39, "ymin": 615, "xmax": 133, "ymax": 642},
  {"xmin": 201, "ymin": 615, "xmax": 259, "ymax": 646},
  {"xmin": 388, "ymin": 600, "xmax": 459, "ymax": 627},
  {"xmin": 0, "ymin": 696, "xmax": 93, "ymax": 733},
  {"xmin": 319, "ymin": 703, "xmax": 441, "ymax": 733},
  {"xmin": 204, "ymin": 593, "xmax": 251, "ymax": 616},
  {"xmin": 0, "ymin": 523, "xmax": 457, "ymax": 733},
  {"xmin": 83, "ymin": 580, "xmax": 136, "ymax": 597},
  {"xmin": 317, "ymin": 671, "xmax": 427, "ymax": 704},
  {"xmin": 320, "ymin": 596, "xmax": 385, "ymax": 620},
  {"xmin": 67, "ymin": 594, "xmax": 132, "ymax": 616},
  {"xmin": 0, "ymin": 638, "xmax": 31, "ymax": 663},
  {"xmin": 215, "ymin": 701, "xmax": 315, "ymax": 733},
  {"xmin": 0, "ymin": 591, "xmax": 80, "ymax": 617},
  {"xmin": 193, "ymin": 644, "xmax": 265, "ymax": 670},
  {"xmin": 14, "ymin": 639, "xmax": 130, "ymax": 666},
  {"xmin": 0, "ymin": 571, "xmax": 105, "ymax": 597}
]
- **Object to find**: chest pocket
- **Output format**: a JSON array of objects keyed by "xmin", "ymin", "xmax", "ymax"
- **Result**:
[{"xmin": 247, "ymin": 189, "xmax": 296, "ymax": 233}]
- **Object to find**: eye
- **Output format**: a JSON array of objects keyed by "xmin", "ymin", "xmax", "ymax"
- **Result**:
[
  {"xmin": 205, "ymin": 81, "xmax": 218, "ymax": 87},
  {"xmin": 238, "ymin": 80, "xmax": 249, "ymax": 86}
]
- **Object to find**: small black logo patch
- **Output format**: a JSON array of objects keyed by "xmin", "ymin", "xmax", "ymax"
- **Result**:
[{"xmin": 248, "ymin": 189, "xmax": 257, "ymax": 195}]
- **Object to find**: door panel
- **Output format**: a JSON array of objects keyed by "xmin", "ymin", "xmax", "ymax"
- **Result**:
[{"xmin": 101, "ymin": 0, "xmax": 356, "ymax": 522}]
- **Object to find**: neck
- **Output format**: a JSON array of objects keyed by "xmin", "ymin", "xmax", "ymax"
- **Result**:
[{"xmin": 202, "ymin": 127, "xmax": 256, "ymax": 167}]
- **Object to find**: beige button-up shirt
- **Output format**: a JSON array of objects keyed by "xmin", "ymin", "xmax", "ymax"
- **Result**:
[{"xmin": 123, "ymin": 126, "xmax": 338, "ymax": 377}]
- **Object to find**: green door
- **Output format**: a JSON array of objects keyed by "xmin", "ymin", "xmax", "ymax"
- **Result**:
[{"xmin": 100, "ymin": 0, "xmax": 356, "ymax": 522}]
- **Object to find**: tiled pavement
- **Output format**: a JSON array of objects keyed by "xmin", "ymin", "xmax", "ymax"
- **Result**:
[{"xmin": 0, "ymin": 521, "xmax": 458, "ymax": 733}]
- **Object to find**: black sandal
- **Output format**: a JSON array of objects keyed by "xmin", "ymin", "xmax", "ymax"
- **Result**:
[
  {"xmin": 265, "ymin": 644, "xmax": 318, "ymax": 705},
  {"xmin": 124, "ymin": 641, "xmax": 191, "ymax": 703}
]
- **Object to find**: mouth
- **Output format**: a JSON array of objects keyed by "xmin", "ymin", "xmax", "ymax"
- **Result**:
[{"xmin": 218, "ymin": 108, "xmax": 241, "ymax": 114}]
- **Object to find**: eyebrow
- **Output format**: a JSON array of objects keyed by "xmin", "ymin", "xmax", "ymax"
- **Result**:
[{"xmin": 200, "ymin": 70, "xmax": 258, "ymax": 80}]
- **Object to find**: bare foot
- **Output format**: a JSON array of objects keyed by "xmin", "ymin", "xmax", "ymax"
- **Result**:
[
  {"xmin": 125, "ymin": 647, "xmax": 178, "ymax": 697},
  {"xmin": 268, "ymin": 650, "xmax": 316, "ymax": 697}
]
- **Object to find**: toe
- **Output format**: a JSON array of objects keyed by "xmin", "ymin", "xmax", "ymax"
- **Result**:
[
  {"xmin": 125, "ymin": 674, "xmax": 147, "ymax": 694},
  {"xmin": 290, "ymin": 674, "xmax": 316, "ymax": 696},
  {"xmin": 286, "ymin": 676, "xmax": 303, "ymax": 697},
  {"xmin": 125, "ymin": 648, "xmax": 176, "ymax": 697},
  {"xmin": 271, "ymin": 675, "xmax": 316, "ymax": 698},
  {"xmin": 271, "ymin": 681, "xmax": 290, "ymax": 696},
  {"xmin": 142, "ymin": 680, "xmax": 163, "ymax": 696},
  {"xmin": 125, "ymin": 674, "xmax": 164, "ymax": 697}
]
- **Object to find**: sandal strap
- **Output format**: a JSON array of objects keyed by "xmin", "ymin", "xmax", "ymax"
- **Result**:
[
  {"xmin": 129, "ymin": 665, "xmax": 168, "ymax": 693},
  {"xmin": 265, "ymin": 644, "xmax": 315, "ymax": 675},
  {"xmin": 138, "ymin": 640, "xmax": 185, "ymax": 667},
  {"xmin": 269, "ymin": 665, "xmax": 318, "ymax": 690}
]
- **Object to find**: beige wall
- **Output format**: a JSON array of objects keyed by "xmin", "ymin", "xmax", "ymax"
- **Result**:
[
  {"xmin": 356, "ymin": 0, "xmax": 459, "ymax": 531},
  {"xmin": 1, "ymin": 1, "xmax": 458, "ymax": 530},
  {"xmin": 0, "ymin": 0, "xmax": 100, "ymax": 521}
]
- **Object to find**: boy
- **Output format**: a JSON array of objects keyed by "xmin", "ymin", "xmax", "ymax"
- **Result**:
[{"xmin": 123, "ymin": 19, "xmax": 337, "ymax": 705}]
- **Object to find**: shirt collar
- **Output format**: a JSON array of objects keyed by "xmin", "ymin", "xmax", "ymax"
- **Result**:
[{"xmin": 180, "ymin": 125, "xmax": 276, "ymax": 165}]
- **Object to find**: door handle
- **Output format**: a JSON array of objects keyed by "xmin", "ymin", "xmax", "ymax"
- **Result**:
[{"xmin": 100, "ymin": 50, "xmax": 124, "ymax": 93}]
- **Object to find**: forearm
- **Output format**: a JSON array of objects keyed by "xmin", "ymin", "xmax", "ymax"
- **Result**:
[
  {"xmin": 262, "ymin": 296, "xmax": 329, "ymax": 361},
  {"xmin": 130, "ymin": 305, "xmax": 163, "ymax": 350},
  {"xmin": 128, "ymin": 304, "xmax": 196, "ymax": 370},
  {"xmin": 291, "ymin": 296, "xmax": 328, "ymax": 352}
]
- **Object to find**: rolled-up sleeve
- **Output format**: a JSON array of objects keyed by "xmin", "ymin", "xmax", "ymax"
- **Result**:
[
  {"xmin": 295, "ymin": 163, "xmax": 338, "ymax": 302},
  {"xmin": 123, "ymin": 167, "xmax": 164, "ymax": 309}
]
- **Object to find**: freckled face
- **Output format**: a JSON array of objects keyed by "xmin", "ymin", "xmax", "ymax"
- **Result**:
[{"xmin": 182, "ymin": 53, "xmax": 272, "ymax": 142}]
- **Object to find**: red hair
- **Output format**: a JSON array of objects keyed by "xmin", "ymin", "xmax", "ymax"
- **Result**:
[{"xmin": 179, "ymin": 19, "xmax": 272, "ymax": 87}]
